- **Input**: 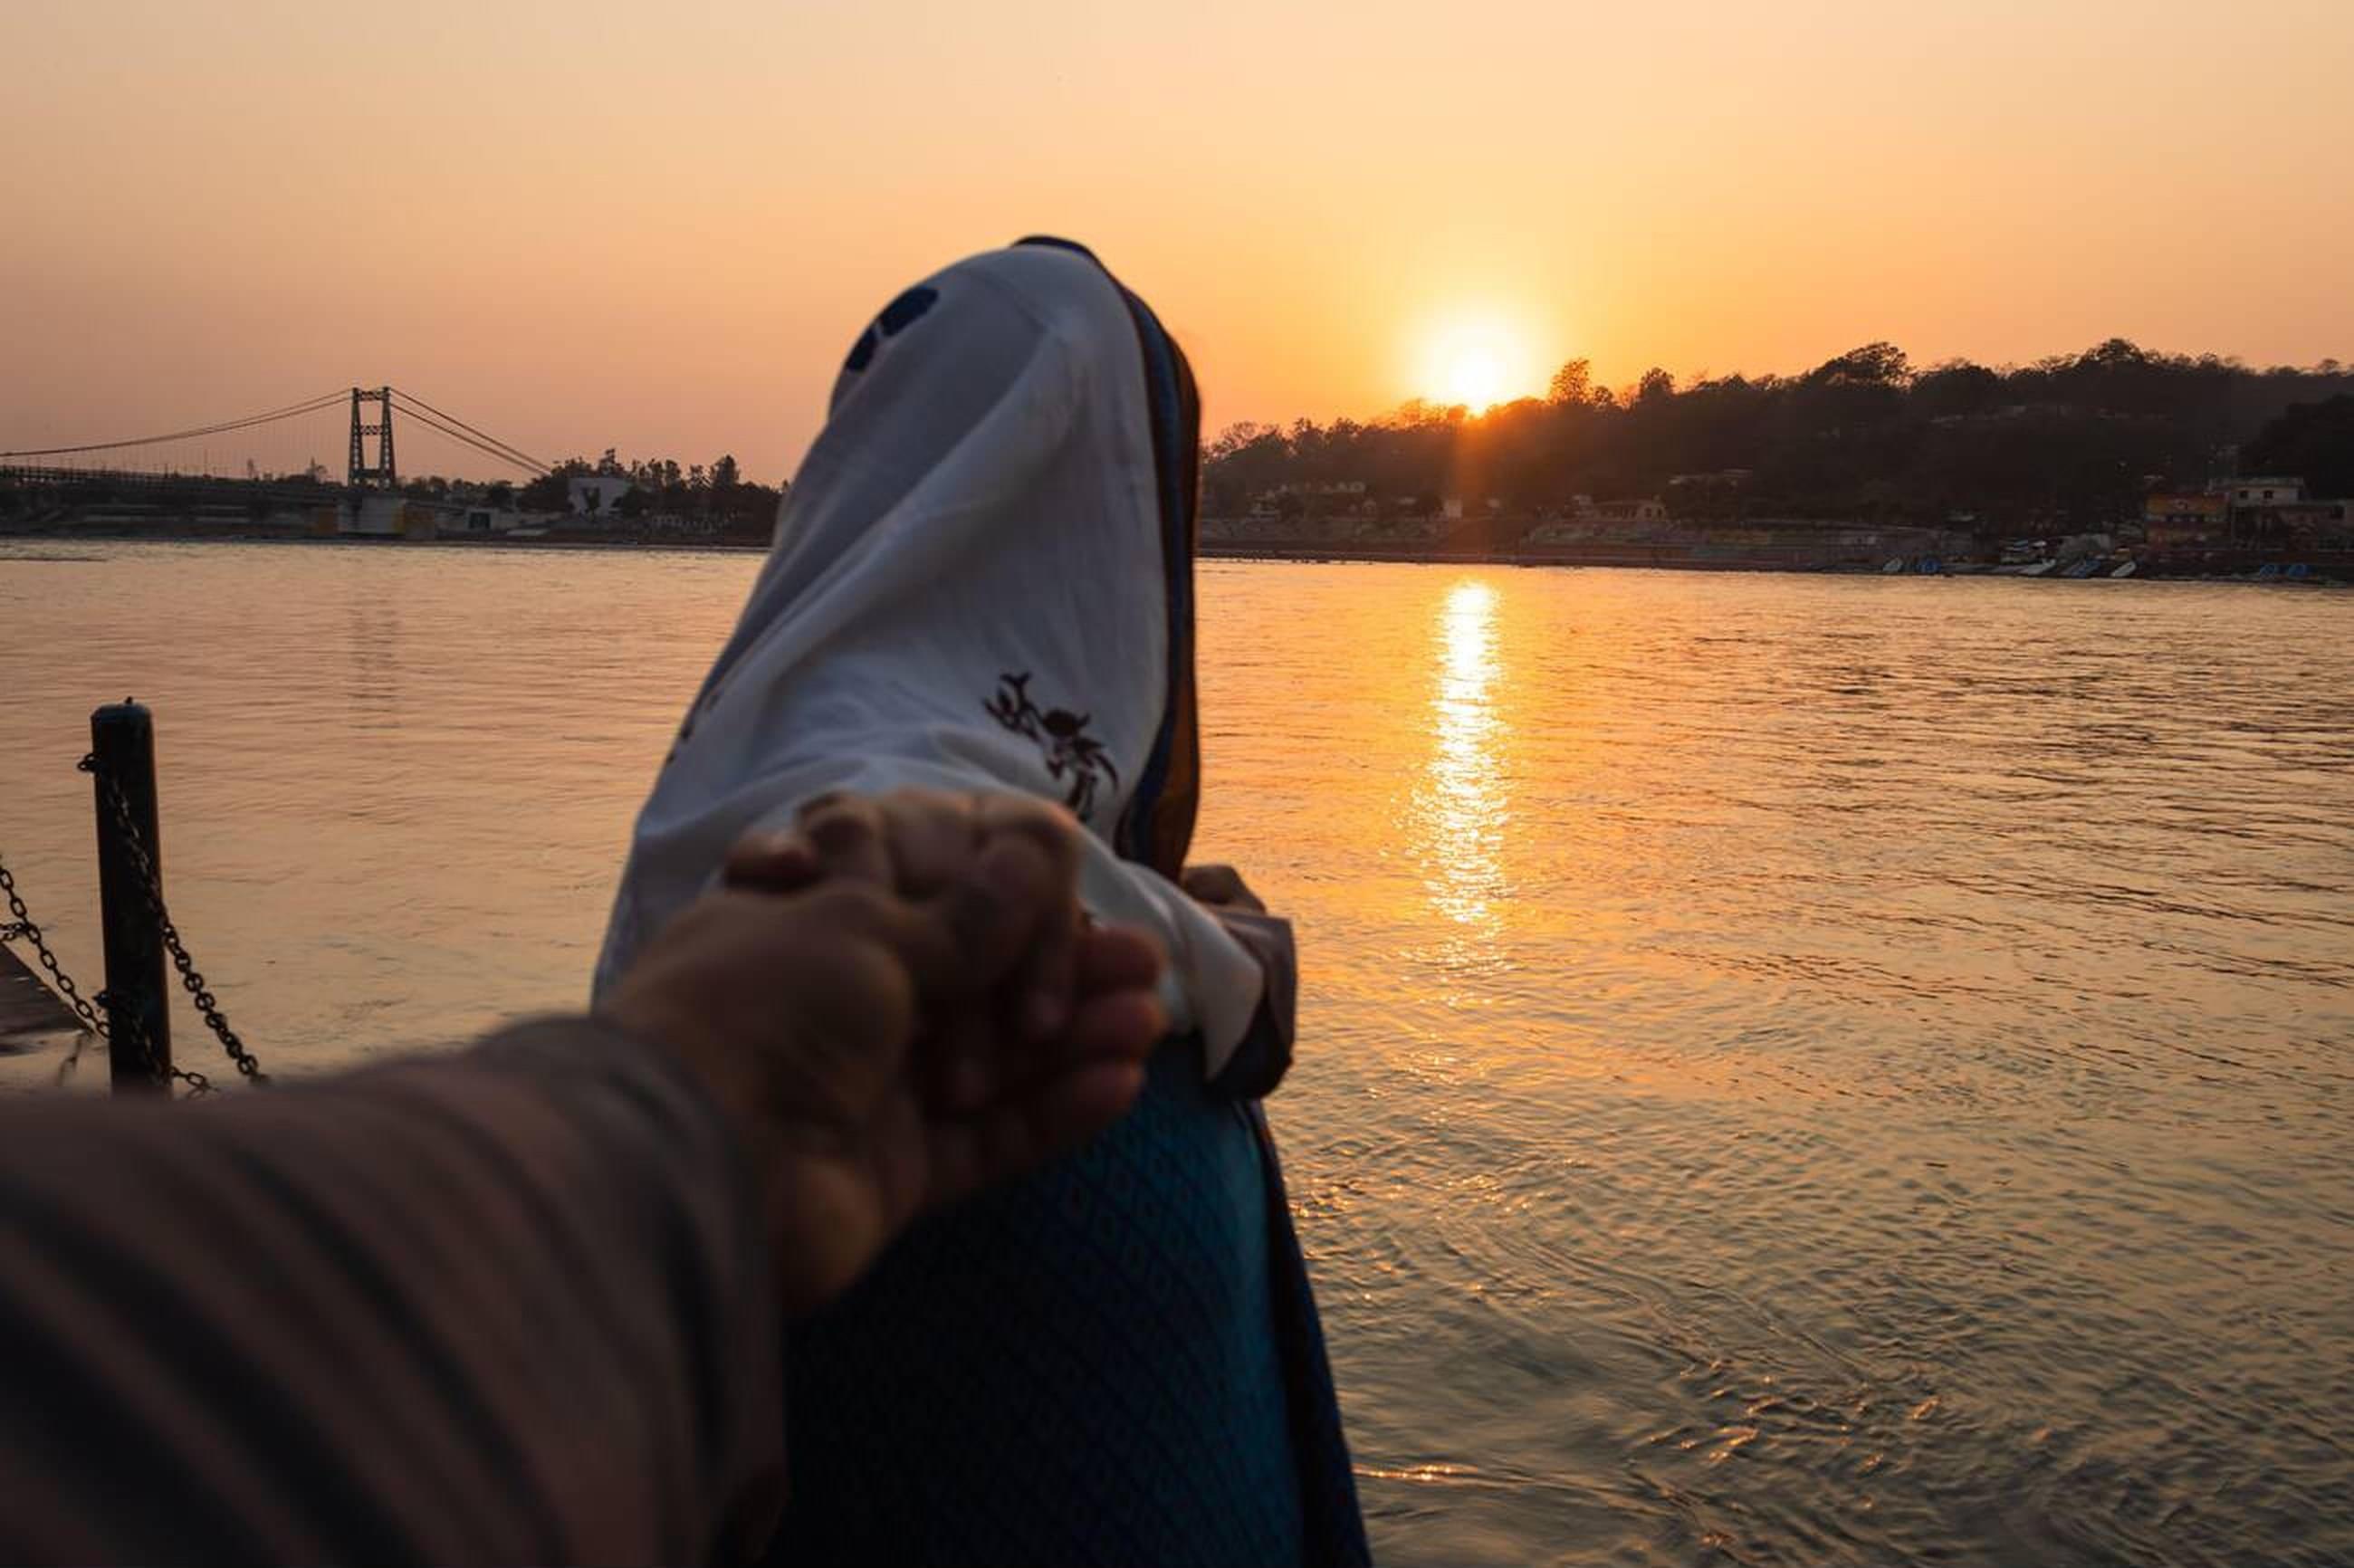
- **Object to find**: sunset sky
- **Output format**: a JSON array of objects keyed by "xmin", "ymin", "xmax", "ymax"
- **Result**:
[{"xmin": 5, "ymin": 0, "xmax": 2351, "ymax": 483}]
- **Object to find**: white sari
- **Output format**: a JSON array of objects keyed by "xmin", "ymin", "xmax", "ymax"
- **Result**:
[{"xmin": 593, "ymin": 241, "xmax": 1266, "ymax": 1075}]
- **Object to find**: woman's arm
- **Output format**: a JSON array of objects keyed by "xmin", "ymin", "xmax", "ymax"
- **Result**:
[{"xmin": 1184, "ymin": 865, "xmax": 1297, "ymax": 1102}]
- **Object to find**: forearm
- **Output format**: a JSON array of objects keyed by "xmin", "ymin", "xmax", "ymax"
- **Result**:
[
  {"xmin": 1209, "ymin": 908, "xmax": 1297, "ymax": 1101},
  {"xmin": 0, "ymin": 1018, "xmax": 783, "ymax": 1566}
]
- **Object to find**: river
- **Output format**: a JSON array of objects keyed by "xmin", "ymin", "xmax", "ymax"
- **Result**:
[{"xmin": 3, "ymin": 541, "xmax": 2349, "ymax": 1566}]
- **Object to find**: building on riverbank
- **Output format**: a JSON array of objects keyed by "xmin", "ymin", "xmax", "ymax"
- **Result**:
[
  {"xmin": 2142, "ymin": 491, "xmax": 2230, "ymax": 548},
  {"xmin": 2227, "ymin": 476, "xmax": 2303, "ymax": 509},
  {"xmin": 567, "ymin": 476, "xmax": 634, "ymax": 518},
  {"xmin": 1589, "ymin": 498, "xmax": 1669, "ymax": 524}
]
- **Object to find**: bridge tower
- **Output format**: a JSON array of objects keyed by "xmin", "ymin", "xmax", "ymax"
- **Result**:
[{"xmin": 348, "ymin": 387, "xmax": 397, "ymax": 489}]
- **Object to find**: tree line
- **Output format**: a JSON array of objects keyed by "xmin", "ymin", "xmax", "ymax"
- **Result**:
[
  {"xmin": 1202, "ymin": 339, "xmax": 2354, "ymax": 531},
  {"xmin": 513, "ymin": 450, "xmax": 782, "ymax": 540}
]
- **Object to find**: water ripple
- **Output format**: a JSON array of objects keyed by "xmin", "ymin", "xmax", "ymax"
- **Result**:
[{"xmin": 4, "ymin": 546, "xmax": 2349, "ymax": 1564}]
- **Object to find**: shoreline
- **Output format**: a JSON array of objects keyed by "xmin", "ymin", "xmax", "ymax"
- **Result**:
[{"xmin": 3, "ymin": 524, "xmax": 2347, "ymax": 586}]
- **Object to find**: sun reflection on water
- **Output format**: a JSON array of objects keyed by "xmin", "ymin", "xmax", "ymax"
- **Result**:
[{"xmin": 1421, "ymin": 579, "xmax": 1507, "ymax": 929}]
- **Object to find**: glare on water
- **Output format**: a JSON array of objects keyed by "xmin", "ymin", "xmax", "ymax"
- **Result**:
[{"xmin": 1422, "ymin": 578, "xmax": 1505, "ymax": 932}]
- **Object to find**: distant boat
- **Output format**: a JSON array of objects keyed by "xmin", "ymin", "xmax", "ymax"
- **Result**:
[
  {"xmin": 2110, "ymin": 559, "xmax": 2139, "ymax": 578},
  {"xmin": 1914, "ymin": 555, "xmax": 1944, "ymax": 575},
  {"xmin": 2061, "ymin": 558, "xmax": 2100, "ymax": 578},
  {"xmin": 1881, "ymin": 558, "xmax": 1905, "ymax": 574}
]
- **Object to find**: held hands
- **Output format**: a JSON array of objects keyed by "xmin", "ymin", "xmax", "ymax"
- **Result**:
[
  {"xmin": 725, "ymin": 789, "xmax": 1098, "ymax": 1062},
  {"xmin": 598, "ymin": 789, "xmax": 1166, "ymax": 1315}
]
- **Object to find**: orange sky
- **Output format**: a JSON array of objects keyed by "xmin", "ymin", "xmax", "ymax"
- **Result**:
[{"xmin": 5, "ymin": 0, "xmax": 2351, "ymax": 483}]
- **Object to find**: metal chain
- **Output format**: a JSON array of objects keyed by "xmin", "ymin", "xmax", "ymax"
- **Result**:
[
  {"xmin": 79, "ymin": 755, "xmax": 268, "ymax": 1089},
  {"xmin": 0, "ymin": 857, "xmax": 147, "ymax": 1088},
  {"xmin": 0, "ymin": 863, "xmax": 110, "ymax": 1037},
  {"xmin": 105, "ymin": 1008, "xmax": 204, "ymax": 1095}
]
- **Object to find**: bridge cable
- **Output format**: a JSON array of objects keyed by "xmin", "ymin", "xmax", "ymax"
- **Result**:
[
  {"xmin": 388, "ymin": 389, "xmax": 550, "ymax": 473},
  {"xmin": 390, "ymin": 404, "xmax": 550, "ymax": 476},
  {"xmin": 0, "ymin": 389, "xmax": 349, "ymax": 460},
  {"xmin": 390, "ymin": 408, "xmax": 547, "ymax": 476}
]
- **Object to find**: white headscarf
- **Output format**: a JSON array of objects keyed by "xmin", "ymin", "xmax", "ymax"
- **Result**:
[{"xmin": 594, "ymin": 241, "xmax": 1266, "ymax": 1075}]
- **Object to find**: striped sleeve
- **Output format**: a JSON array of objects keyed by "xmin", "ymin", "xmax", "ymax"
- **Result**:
[{"xmin": 0, "ymin": 1017, "xmax": 784, "ymax": 1566}]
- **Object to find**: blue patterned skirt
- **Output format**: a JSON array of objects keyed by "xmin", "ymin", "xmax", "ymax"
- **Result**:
[{"xmin": 768, "ymin": 1045, "xmax": 1366, "ymax": 1565}]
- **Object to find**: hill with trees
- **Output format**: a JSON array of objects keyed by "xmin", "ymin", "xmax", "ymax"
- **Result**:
[{"xmin": 1203, "ymin": 340, "xmax": 2354, "ymax": 532}]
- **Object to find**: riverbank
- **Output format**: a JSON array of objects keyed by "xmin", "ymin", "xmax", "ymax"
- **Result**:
[{"xmin": 5, "ymin": 516, "xmax": 2349, "ymax": 583}]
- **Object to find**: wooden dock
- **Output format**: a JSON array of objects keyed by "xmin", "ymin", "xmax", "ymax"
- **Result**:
[{"xmin": 1, "ymin": 939, "xmax": 85, "ymax": 1054}]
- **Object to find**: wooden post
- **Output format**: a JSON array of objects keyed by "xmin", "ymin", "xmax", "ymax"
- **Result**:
[{"xmin": 90, "ymin": 701, "xmax": 170, "ymax": 1094}]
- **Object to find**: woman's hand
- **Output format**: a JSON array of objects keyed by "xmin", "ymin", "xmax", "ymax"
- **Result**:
[{"xmin": 601, "ymin": 808, "xmax": 1164, "ymax": 1316}]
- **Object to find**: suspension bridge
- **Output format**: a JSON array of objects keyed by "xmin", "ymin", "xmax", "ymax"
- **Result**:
[{"xmin": 0, "ymin": 387, "xmax": 555, "ymax": 529}]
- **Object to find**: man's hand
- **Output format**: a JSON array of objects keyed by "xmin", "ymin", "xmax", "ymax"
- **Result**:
[
  {"xmin": 599, "ymin": 819, "xmax": 1164, "ymax": 1316},
  {"xmin": 725, "ymin": 789, "xmax": 1093, "ymax": 1047}
]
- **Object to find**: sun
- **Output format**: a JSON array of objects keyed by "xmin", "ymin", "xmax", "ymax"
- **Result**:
[
  {"xmin": 1420, "ymin": 319, "xmax": 1531, "ymax": 411},
  {"xmin": 1442, "ymin": 344, "xmax": 1506, "ymax": 409}
]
